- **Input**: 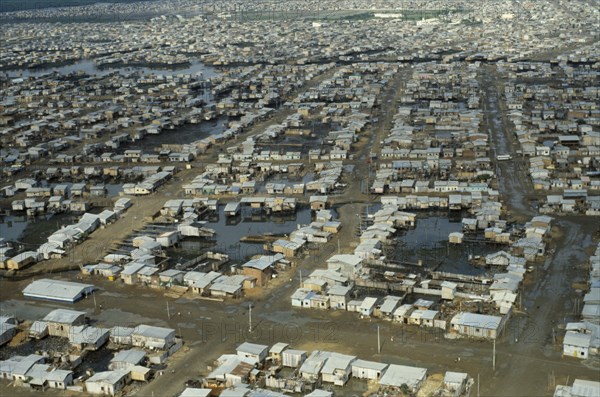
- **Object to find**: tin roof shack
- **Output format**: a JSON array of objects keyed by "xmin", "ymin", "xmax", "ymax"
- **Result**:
[
  {"xmin": 28, "ymin": 321, "xmax": 48, "ymax": 340},
  {"xmin": 360, "ymin": 297, "xmax": 378, "ymax": 317},
  {"xmin": 85, "ymin": 370, "xmax": 131, "ymax": 396},
  {"xmin": 563, "ymin": 332, "xmax": 592, "ymax": 359},
  {"xmin": 224, "ymin": 202, "xmax": 241, "ymax": 217},
  {"xmin": 7, "ymin": 251, "xmax": 40, "ymax": 270},
  {"xmin": 379, "ymin": 364, "xmax": 427, "ymax": 394},
  {"xmin": 450, "ymin": 312, "xmax": 505, "ymax": 340},
  {"xmin": 131, "ymin": 325, "xmax": 176, "ymax": 350},
  {"xmin": 209, "ymin": 275, "xmax": 252, "ymax": 298},
  {"xmin": 271, "ymin": 239, "xmax": 305, "ymax": 258},
  {"xmin": 119, "ymin": 263, "xmax": 147, "ymax": 285},
  {"xmin": 205, "ymin": 354, "xmax": 255, "ymax": 387},
  {"xmin": 129, "ymin": 365, "xmax": 153, "ymax": 382},
  {"xmin": 268, "ymin": 343, "xmax": 289, "ymax": 365},
  {"xmin": 156, "ymin": 231, "xmax": 181, "ymax": 248},
  {"xmin": 351, "ymin": 359, "xmax": 388, "ymax": 381},
  {"xmin": 305, "ymin": 390, "xmax": 333, "ymax": 397},
  {"xmin": 299, "ymin": 350, "xmax": 330, "ymax": 383},
  {"xmin": 98, "ymin": 210, "xmax": 117, "ymax": 226},
  {"xmin": 379, "ymin": 296, "xmax": 403, "ymax": 319},
  {"xmin": 188, "ymin": 271, "xmax": 221, "ymax": 295},
  {"xmin": 242, "ymin": 255, "xmax": 284, "ymax": 287},
  {"xmin": 0, "ymin": 354, "xmax": 45, "ymax": 381},
  {"xmin": 114, "ymin": 198, "xmax": 132, "ymax": 214},
  {"xmin": 23, "ymin": 279, "xmax": 96, "ymax": 303},
  {"xmin": 109, "ymin": 349, "xmax": 146, "ymax": 371},
  {"xmin": 282, "ymin": 349, "xmax": 307, "ymax": 368},
  {"xmin": 309, "ymin": 196, "xmax": 329, "ymax": 211},
  {"xmin": 69, "ymin": 325, "xmax": 110, "ymax": 351},
  {"xmin": 179, "ymin": 388, "xmax": 212, "ymax": 397},
  {"xmin": 320, "ymin": 353, "xmax": 356, "ymax": 386},
  {"xmin": 326, "ymin": 254, "xmax": 363, "ymax": 279},
  {"xmin": 236, "ymin": 342, "xmax": 269, "ymax": 365},
  {"xmin": 443, "ymin": 371, "xmax": 469, "ymax": 394},
  {"xmin": 32, "ymin": 366, "xmax": 74, "ymax": 390},
  {"xmin": 159, "ymin": 269, "xmax": 185, "ymax": 287},
  {"xmin": 554, "ymin": 379, "xmax": 600, "ymax": 397},
  {"xmin": 327, "ymin": 285, "xmax": 352, "ymax": 310},
  {"xmin": 43, "ymin": 309, "xmax": 87, "ymax": 338},
  {"xmin": 110, "ymin": 327, "xmax": 135, "ymax": 346},
  {"xmin": 0, "ymin": 318, "xmax": 16, "ymax": 346}
]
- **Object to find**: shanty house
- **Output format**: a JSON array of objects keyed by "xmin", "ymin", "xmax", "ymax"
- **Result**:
[
  {"xmin": 450, "ymin": 312, "xmax": 504, "ymax": 339},
  {"xmin": 443, "ymin": 371, "xmax": 469, "ymax": 394},
  {"xmin": 320, "ymin": 353, "xmax": 356, "ymax": 386},
  {"xmin": 131, "ymin": 325, "xmax": 175, "ymax": 350},
  {"xmin": 379, "ymin": 364, "xmax": 427, "ymax": 393},
  {"xmin": 351, "ymin": 359, "xmax": 388, "ymax": 380},
  {"xmin": 236, "ymin": 342, "xmax": 269, "ymax": 365},
  {"xmin": 109, "ymin": 349, "xmax": 146, "ymax": 370},
  {"xmin": 268, "ymin": 343, "xmax": 289, "ymax": 364},
  {"xmin": 85, "ymin": 370, "xmax": 130, "ymax": 396},
  {"xmin": 282, "ymin": 349, "xmax": 307, "ymax": 368},
  {"xmin": 563, "ymin": 332, "xmax": 592, "ymax": 359},
  {"xmin": 43, "ymin": 309, "xmax": 86, "ymax": 338}
]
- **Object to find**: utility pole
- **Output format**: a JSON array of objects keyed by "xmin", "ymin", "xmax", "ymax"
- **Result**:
[
  {"xmin": 248, "ymin": 303, "xmax": 252, "ymax": 333},
  {"xmin": 493, "ymin": 339, "xmax": 496, "ymax": 370},
  {"xmin": 477, "ymin": 373, "xmax": 480, "ymax": 397},
  {"xmin": 166, "ymin": 301, "xmax": 171, "ymax": 320},
  {"xmin": 377, "ymin": 325, "xmax": 381, "ymax": 353},
  {"xmin": 519, "ymin": 288, "xmax": 522, "ymax": 311},
  {"xmin": 299, "ymin": 269, "xmax": 303, "ymax": 287}
]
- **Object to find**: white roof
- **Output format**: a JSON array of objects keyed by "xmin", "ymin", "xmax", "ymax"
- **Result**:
[
  {"xmin": 379, "ymin": 364, "xmax": 427, "ymax": 388},
  {"xmin": 572, "ymin": 379, "xmax": 600, "ymax": 397},
  {"xmin": 380, "ymin": 296, "xmax": 402, "ymax": 314},
  {"xmin": 29, "ymin": 321, "xmax": 48, "ymax": 334},
  {"xmin": 133, "ymin": 324, "xmax": 175, "ymax": 340},
  {"xmin": 190, "ymin": 271, "xmax": 221, "ymax": 289},
  {"xmin": 224, "ymin": 202, "xmax": 240, "ymax": 212},
  {"xmin": 0, "ymin": 354, "xmax": 44, "ymax": 376},
  {"xmin": 44, "ymin": 368, "xmax": 74, "ymax": 382},
  {"xmin": 300, "ymin": 350, "xmax": 330, "ymax": 375},
  {"xmin": 69, "ymin": 326, "xmax": 109, "ymax": 345},
  {"xmin": 444, "ymin": 371, "xmax": 468, "ymax": 384},
  {"xmin": 269, "ymin": 342, "xmax": 289, "ymax": 355},
  {"xmin": 326, "ymin": 254, "xmax": 362, "ymax": 267},
  {"xmin": 282, "ymin": 349, "xmax": 306, "ymax": 357},
  {"xmin": 320, "ymin": 352, "xmax": 356, "ymax": 375},
  {"xmin": 243, "ymin": 254, "xmax": 283, "ymax": 271},
  {"xmin": 110, "ymin": 349, "xmax": 146, "ymax": 365},
  {"xmin": 207, "ymin": 354, "xmax": 254, "ymax": 380},
  {"xmin": 237, "ymin": 342, "xmax": 269, "ymax": 356},
  {"xmin": 179, "ymin": 388, "xmax": 212, "ymax": 397},
  {"xmin": 121, "ymin": 262, "xmax": 147, "ymax": 275},
  {"xmin": 564, "ymin": 332, "xmax": 592, "ymax": 348},
  {"xmin": 305, "ymin": 390, "xmax": 332, "ymax": 397},
  {"xmin": 327, "ymin": 284, "xmax": 352, "ymax": 296},
  {"xmin": 86, "ymin": 370, "xmax": 129, "ymax": 385},
  {"xmin": 451, "ymin": 312, "xmax": 502, "ymax": 330},
  {"xmin": 360, "ymin": 297, "xmax": 378, "ymax": 310},
  {"xmin": 43, "ymin": 309, "xmax": 86, "ymax": 324},
  {"xmin": 351, "ymin": 359, "xmax": 388, "ymax": 372},
  {"xmin": 310, "ymin": 269, "xmax": 347, "ymax": 284},
  {"xmin": 23, "ymin": 279, "xmax": 96, "ymax": 303},
  {"xmin": 422, "ymin": 310, "xmax": 439, "ymax": 320},
  {"xmin": 111, "ymin": 326, "xmax": 135, "ymax": 338}
]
